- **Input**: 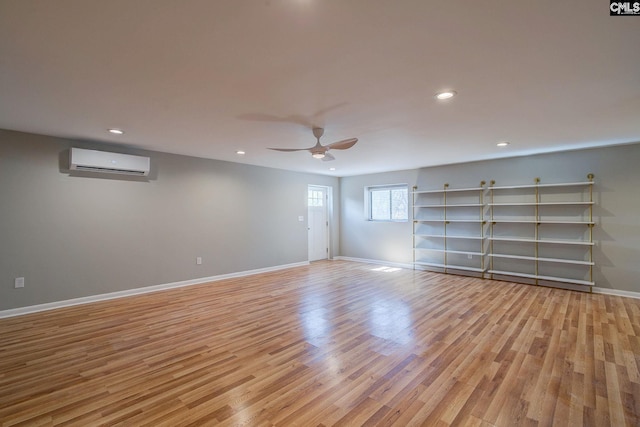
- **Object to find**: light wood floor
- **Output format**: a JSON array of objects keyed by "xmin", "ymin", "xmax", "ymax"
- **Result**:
[{"xmin": 1, "ymin": 261, "xmax": 639, "ymax": 426}]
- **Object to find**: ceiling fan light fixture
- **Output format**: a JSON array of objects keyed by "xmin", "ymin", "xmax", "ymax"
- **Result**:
[
  {"xmin": 435, "ymin": 90, "xmax": 457, "ymax": 100},
  {"xmin": 268, "ymin": 127, "xmax": 357, "ymax": 161}
]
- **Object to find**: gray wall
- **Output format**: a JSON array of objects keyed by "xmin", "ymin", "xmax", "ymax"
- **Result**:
[
  {"xmin": 340, "ymin": 169, "xmax": 418, "ymax": 265},
  {"xmin": 340, "ymin": 143, "xmax": 640, "ymax": 293},
  {"xmin": 3, "ymin": 128, "xmax": 640, "ymax": 312},
  {"xmin": 0, "ymin": 130, "xmax": 339, "ymax": 310}
]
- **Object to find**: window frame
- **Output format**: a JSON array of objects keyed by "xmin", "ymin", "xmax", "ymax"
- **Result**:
[
  {"xmin": 365, "ymin": 184, "xmax": 409, "ymax": 222},
  {"xmin": 308, "ymin": 188, "xmax": 325, "ymax": 208}
]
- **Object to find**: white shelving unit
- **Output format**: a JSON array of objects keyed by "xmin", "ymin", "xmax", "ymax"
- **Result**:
[
  {"xmin": 412, "ymin": 182, "xmax": 487, "ymax": 276},
  {"xmin": 487, "ymin": 175, "xmax": 595, "ymax": 289}
]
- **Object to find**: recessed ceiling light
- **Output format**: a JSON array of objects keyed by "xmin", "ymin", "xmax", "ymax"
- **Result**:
[
  {"xmin": 329, "ymin": 167, "xmax": 336, "ymax": 171},
  {"xmin": 236, "ymin": 150, "xmax": 246, "ymax": 155},
  {"xmin": 496, "ymin": 141, "xmax": 510, "ymax": 147},
  {"xmin": 435, "ymin": 90, "xmax": 457, "ymax": 100},
  {"xmin": 108, "ymin": 128, "xmax": 124, "ymax": 135}
]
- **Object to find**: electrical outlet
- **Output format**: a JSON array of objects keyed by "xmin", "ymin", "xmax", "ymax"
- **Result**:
[
  {"xmin": 467, "ymin": 254, "xmax": 473, "ymax": 259},
  {"xmin": 14, "ymin": 277, "xmax": 25, "ymax": 288},
  {"xmin": 196, "ymin": 257, "xmax": 202, "ymax": 265}
]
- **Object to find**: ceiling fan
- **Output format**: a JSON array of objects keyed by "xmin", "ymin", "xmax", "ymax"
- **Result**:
[{"xmin": 268, "ymin": 128, "xmax": 358, "ymax": 161}]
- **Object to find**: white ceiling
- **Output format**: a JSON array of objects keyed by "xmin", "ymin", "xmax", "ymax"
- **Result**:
[{"xmin": 1, "ymin": 1, "xmax": 639, "ymax": 177}]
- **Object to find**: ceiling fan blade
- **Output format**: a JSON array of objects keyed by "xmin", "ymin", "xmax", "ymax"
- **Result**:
[
  {"xmin": 268, "ymin": 147, "xmax": 309, "ymax": 152},
  {"xmin": 326, "ymin": 138, "xmax": 358, "ymax": 150},
  {"xmin": 321, "ymin": 152, "xmax": 335, "ymax": 161}
]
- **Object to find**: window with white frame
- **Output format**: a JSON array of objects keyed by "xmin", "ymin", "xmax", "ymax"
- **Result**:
[{"xmin": 366, "ymin": 184, "xmax": 408, "ymax": 221}]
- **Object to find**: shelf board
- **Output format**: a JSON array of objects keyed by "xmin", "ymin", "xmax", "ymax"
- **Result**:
[
  {"xmin": 414, "ymin": 203, "xmax": 484, "ymax": 208},
  {"xmin": 416, "ymin": 248, "xmax": 485, "ymax": 256},
  {"xmin": 540, "ymin": 220, "xmax": 595, "ymax": 225},
  {"xmin": 539, "ymin": 201, "xmax": 593, "ymax": 205},
  {"xmin": 491, "ymin": 220, "xmax": 594, "ymax": 225},
  {"xmin": 412, "ymin": 186, "xmax": 485, "ymax": 194},
  {"xmin": 488, "ymin": 181, "xmax": 593, "ymax": 190},
  {"xmin": 538, "ymin": 257, "xmax": 594, "ymax": 266},
  {"xmin": 488, "ymin": 270, "xmax": 594, "ymax": 286},
  {"xmin": 488, "ymin": 237, "xmax": 594, "ymax": 246},
  {"xmin": 416, "ymin": 234, "xmax": 486, "ymax": 240},
  {"xmin": 488, "ymin": 269, "xmax": 538, "ymax": 280},
  {"xmin": 535, "ymin": 274, "xmax": 595, "ymax": 286},
  {"xmin": 415, "ymin": 261, "xmax": 447, "ymax": 269},
  {"xmin": 488, "ymin": 202, "xmax": 593, "ymax": 206},
  {"xmin": 445, "ymin": 265, "xmax": 487, "ymax": 273},
  {"xmin": 489, "ymin": 253, "xmax": 594, "ymax": 265},
  {"xmin": 488, "ymin": 203, "xmax": 535, "ymax": 206},
  {"xmin": 415, "ymin": 262, "xmax": 486, "ymax": 273},
  {"xmin": 489, "ymin": 253, "xmax": 536, "ymax": 261},
  {"xmin": 416, "ymin": 219, "xmax": 485, "ymax": 223}
]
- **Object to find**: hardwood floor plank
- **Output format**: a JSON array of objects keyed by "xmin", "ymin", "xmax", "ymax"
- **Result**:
[{"xmin": 1, "ymin": 260, "xmax": 639, "ymax": 426}]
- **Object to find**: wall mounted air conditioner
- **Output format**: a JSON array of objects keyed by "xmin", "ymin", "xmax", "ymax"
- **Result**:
[{"xmin": 69, "ymin": 148, "xmax": 150, "ymax": 176}]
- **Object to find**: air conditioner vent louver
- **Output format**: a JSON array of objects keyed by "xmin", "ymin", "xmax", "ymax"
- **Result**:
[
  {"xmin": 70, "ymin": 148, "xmax": 150, "ymax": 176},
  {"xmin": 73, "ymin": 165, "xmax": 148, "ymax": 175}
]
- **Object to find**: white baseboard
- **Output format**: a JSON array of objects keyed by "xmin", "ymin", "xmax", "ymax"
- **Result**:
[
  {"xmin": 333, "ymin": 256, "xmax": 414, "ymax": 270},
  {"xmin": 0, "ymin": 261, "xmax": 309, "ymax": 319},
  {"xmin": 592, "ymin": 287, "xmax": 640, "ymax": 299}
]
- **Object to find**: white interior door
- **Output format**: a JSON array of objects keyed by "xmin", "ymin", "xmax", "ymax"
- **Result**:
[{"xmin": 308, "ymin": 186, "xmax": 328, "ymax": 261}]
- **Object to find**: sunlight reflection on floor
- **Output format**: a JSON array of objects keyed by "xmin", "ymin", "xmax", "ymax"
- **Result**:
[{"xmin": 370, "ymin": 266, "xmax": 402, "ymax": 273}]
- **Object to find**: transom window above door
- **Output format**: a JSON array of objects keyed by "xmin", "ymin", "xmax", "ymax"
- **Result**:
[{"xmin": 308, "ymin": 189, "xmax": 324, "ymax": 207}]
